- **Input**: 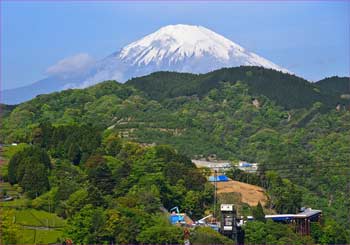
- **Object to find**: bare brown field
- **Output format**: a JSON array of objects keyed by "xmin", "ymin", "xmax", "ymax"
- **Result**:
[{"xmin": 215, "ymin": 180, "xmax": 267, "ymax": 206}]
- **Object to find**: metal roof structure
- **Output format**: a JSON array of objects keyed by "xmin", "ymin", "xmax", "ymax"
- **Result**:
[
  {"xmin": 294, "ymin": 208, "xmax": 322, "ymax": 218},
  {"xmin": 246, "ymin": 208, "xmax": 322, "ymax": 222}
]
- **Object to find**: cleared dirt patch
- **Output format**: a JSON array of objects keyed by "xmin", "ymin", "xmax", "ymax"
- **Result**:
[{"xmin": 215, "ymin": 180, "xmax": 267, "ymax": 206}]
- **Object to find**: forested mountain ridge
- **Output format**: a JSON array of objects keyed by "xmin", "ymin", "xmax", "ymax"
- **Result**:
[
  {"xmin": 316, "ymin": 76, "xmax": 350, "ymax": 98},
  {"xmin": 126, "ymin": 66, "xmax": 348, "ymax": 109},
  {"xmin": 1, "ymin": 66, "xmax": 350, "ymax": 244}
]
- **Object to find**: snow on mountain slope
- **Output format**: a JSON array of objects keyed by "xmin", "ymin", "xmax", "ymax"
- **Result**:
[
  {"xmin": 120, "ymin": 24, "xmax": 279, "ymax": 68},
  {"xmin": 2, "ymin": 24, "xmax": 290, "ymax": 104},
  {"xmin": 79, "ymin": 24, "xmax": 289, "ymax": 87},
  {"xmin": 120, "ymin": 24, "xmax": 241, "ymax": 64},
  {"xmin": 80, "ymin": 24, "xmax": 288, "ymax": 87}
]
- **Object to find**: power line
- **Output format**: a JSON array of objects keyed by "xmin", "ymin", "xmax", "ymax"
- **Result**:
[
  {"xmin": 220, "ymin": 161, "xmax": 350, "ymax": 171},
  {"xmin": 258, "ymin": 164, "xmax": 350, "ymax": 172}
]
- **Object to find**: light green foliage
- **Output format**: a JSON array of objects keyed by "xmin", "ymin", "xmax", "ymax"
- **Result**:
[
  {"xmin": 190, "ymin": 226, "xmax": 233, "ymax": 244},
  {"xmin": 64, "ymin": 204, "xmax": 105, "ymax": 244},
  {"xmin": 64, "ymin": 189, "xmax": 89, "ymax": 218},
  {"xmin": 265, "ymin": 172, "xmax": 303, "ymax": 214},
  {"xmin": 137, "ymin": 224, "xmax": 183, "ymax": 244},
  {"xmin": 1, "ymin": 68, "xmax": 350, "ymax": 243},
  {"xmin": 183, "ymin": 190, "xmax": 203, "ymax": 218},
  {"xmin": 14, "ymin": 209, "xmax": 66, "ymax": 227},
  {"xmin": 31, "ymin": 187, "xmax": 57, "ymax": 212},
  {"xmin": 0, "ymin": 208, "xmax": 65, "ymax": 244},
  {"xmin": 59, "ymin": 139, "xmax": 213, "ymax": 244},
  {"xmin": 30, "ymin": 229, "xmax": 64, "ymax": 244},
  {"xmin": 317, "ymin": 219, "xmax": 349, "ymax": 244},
  {"xmin": 244, "ymin": 220, "xmax": 313, "ymax": 244},
  {"xmin": 1, "ymin": 143, "xmax": 29, "ymax": 159},
  {"xmin": 0, "ymin": 209, "xmax": 21, "ymax": 244},
  {"xmin": 244, "ymin": 221, "xmax": 267, "ymax": 244},
  {"xmin": 0, "ymin": 144, "xmax": 29, "ymax": 181},
  {"xmin": 103, "ymin": 134, "xmax": 123, "ymax": 156}
]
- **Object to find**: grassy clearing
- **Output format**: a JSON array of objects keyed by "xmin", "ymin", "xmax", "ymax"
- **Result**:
[
  {"xmin": 0, "ymin": 198, "xmax": 29, "ymax": 208},
  {"xmin": 14, "ymin": 208, "xmax": 66, "ymax": 228},
  {"xmin": 35, "ymin": 229, "xmax": 64, "ymax": 244},
  {"xmin": 1, "ymin": 207, "xmax": 66, "ymax": 244},
  {"xmin": 17, "ymin": 227, "xmax": 64, "ymax": 244},
  {"xmin": 18, "ymin": 229, "xmax": 36, "ymax": 244}
]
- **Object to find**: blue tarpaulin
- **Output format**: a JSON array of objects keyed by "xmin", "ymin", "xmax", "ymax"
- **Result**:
[
  {"xmin": 208, "ymin": 175, "xmax": 229, "ymax": 182},
  {"xmin": 170, "ymin": 214, "xmax": 185, "ymax": 224}
]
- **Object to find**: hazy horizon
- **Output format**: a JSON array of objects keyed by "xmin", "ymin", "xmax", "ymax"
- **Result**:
[{"xmin": 2, "ymin": 1, "xmax": 349, "ymax": 90}]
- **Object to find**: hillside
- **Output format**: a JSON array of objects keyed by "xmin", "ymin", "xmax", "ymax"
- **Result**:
[
  {"xmin": 316, "ymin": 76, "xmax": 350, "ymax": 98},
  {"xmin": 1, "ymin": 67, "xmax": 350, "ymax": 243},
  {"xmin": 0, "ymin": 104, "xmax": 17, "ymax": 118},
  {"xmin": 127, "ymin": 67, "xmax": 347, "ymax": 109}
]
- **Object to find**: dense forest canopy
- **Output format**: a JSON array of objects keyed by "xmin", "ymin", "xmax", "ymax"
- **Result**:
[
  {"xmin": 316, "ymin": 76, "xmax": 350, "ymax": 96},
  {"xmin": 126, "ymin": 67, "xmax": 348, "ymax": 109}
]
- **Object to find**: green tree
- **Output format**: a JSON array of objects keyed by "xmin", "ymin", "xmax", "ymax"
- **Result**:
[
  {"xmin": 32, "ymin": 187, "xmax": 58, "ymax": 212},
  {"xmin": 100, "ymin": 209, "xmax": 121, "ymax": 243},
  {"xmin": 64, "ymin": 189, "xmax": 89, "ymax": 218},
  {"xmin": 244, "ymin": 220, "xmax": 314, "ymax": 244},
  {"xmin": 64, "ymin": 204, "xmax": 105, "ymax": 244},
  {"xmin": 111, "ymin": 206, "xmax": 151, "ymax": 244},
  {"xmin": 244, "ymin": 221, "xmax": 267, "ymax": 244},
  {"xmin": 85, "ymin": 154, "xmax": 115, "ymax": 195},
  {"xmin": 253, "ymin": 202, "xmax": 266, "ymax": 222},
  {"xmin": 190, "ymin": 226, "xmax": 233, "ymax": 244},
  {"xmin": 104, "ymin": 134, "xmax": 123, "ymax": 156},
  {"xmin": 21, "ymin": 158, "xmax": 50, "ymax": 198},
  {"xmin": 67, "ymin": 143, "xmax": 81, "ymax": 165},
  {"xmin": 86, "ymin": 184, "xmax": 106, "ymax": 207},
  {"xmin": 8, "ymin": 146, "xmax": 51, "ymax": 198},
  {"xmin": 319, "ymin": 219, "xmax": 349, "ymax": 244},
  {"xmin": 183, "ymin": 190, "xmax": 202, "ymax": 219},
  {"xmin": 137, "ymin": 224, "xmax": 183, "ymax": 244}
]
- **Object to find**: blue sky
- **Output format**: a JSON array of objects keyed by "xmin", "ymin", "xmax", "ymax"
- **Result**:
[{"xmin": 1, "ymin": 1, "xmax": 349, "ymax": 90}]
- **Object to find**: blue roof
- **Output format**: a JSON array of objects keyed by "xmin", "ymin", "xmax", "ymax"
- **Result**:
[
  {"xmin": 208, "ymin": 175, "xmax": 229, "ymax": 182},
  {"xmin": 268, "ymin": 216, "xmax": 295, "ymax": 222},
  {"xmin": 247, "ymin": 209, "xmax": 322, "ymax": 223}
]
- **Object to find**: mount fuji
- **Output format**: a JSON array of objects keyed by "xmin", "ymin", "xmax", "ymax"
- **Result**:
[{"xmin": 2, "ymin": 24, "xmax": 289, "ymax": 104}]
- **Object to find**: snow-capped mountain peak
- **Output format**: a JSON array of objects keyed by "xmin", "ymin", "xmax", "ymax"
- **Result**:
[{"xmin": 119, "ymin": 24, "xmax": 245, "ymax": 66}]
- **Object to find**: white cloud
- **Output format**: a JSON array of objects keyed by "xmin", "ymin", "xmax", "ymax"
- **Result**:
[{"xmin": 46, "ymin": 53, "xmax": 95, "ymax": 75}]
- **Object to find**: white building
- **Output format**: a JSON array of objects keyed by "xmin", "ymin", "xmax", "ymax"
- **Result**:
[{"xmin": 237, "ymin": 161, "xmax": 258, "ymax": 173}]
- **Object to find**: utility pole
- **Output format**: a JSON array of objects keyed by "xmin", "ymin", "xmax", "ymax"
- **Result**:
[
  {"xmin": 213, "ymin": 169, "xmax": 217, "ymax": 218},
  {"xmin": 347, "ymin": 176, "xmax": 350, "ymax": 226}
]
